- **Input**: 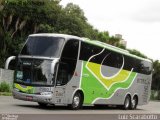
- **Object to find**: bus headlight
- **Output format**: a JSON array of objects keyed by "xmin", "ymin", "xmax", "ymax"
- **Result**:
[{"xmin": 40, "ymin": 92, "xmax": 52, "ymax": 95}]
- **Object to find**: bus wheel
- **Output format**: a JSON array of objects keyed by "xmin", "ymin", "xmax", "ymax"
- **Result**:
[
  {"xmin": 123, "ymin": 95, "xmax": 131, "ymax": 110},
  {"xmin": 70, "ymin": 92, "xmax": 82, "ymax": 110},
  {"xmin": 38, "ymin": 102, "xmax": 48, "ymax": 107},
  {"xmin": 131, "ymin": 96, "xmax": 138, "ymax": 110}
]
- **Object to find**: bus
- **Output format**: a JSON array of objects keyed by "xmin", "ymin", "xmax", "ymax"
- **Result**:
[{"xmin": 6, "ymin": 33, "xmax": 152, "ymax": 110}]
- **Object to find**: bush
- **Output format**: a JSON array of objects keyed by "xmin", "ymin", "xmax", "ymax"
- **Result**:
[
  {"xmin": 150, "ymin": 90, "xmax": 160, "ymax": 100},
  {"xmin": 0, "ymin": 81, "xmax": 11, "ymax": 92}
]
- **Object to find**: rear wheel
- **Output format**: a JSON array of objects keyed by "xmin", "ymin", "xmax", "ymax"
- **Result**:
[
  {"xmin": 69, "ymin": 92, "xmax": 83, "ymax": 110},
  {"xmin": 123, "ymin": 95, "xmax": 131, "ymax": 110},
  {"xmin": 131, "ymin": 96, "xmax": 138, "ymax": 110}
]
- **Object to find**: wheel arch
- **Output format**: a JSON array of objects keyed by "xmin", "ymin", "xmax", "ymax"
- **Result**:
[
  {"xmin": 133, "ymin": 94, "xmax": 139, "ymax": 105},
  {"xmin": 124, "ymin": 93, "xmax": 132, "ymax": 103},
  {"xmin": 71, "ymin": 88, "xmax": 84, "ymax": 104}
]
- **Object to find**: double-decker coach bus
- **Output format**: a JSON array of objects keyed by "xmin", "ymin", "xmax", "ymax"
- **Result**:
[{"xmin": 6, "ymin": 33, "xmax": 152, "ymax": 110}]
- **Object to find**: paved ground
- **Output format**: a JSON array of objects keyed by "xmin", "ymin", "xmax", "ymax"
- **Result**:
[
  {"xmin": 0, "ymin": 96, "xmax": 160, "ymax": 114},
  {"xmin": 0, "ymin": 96, "xmax": 160, "ymax": 120}
]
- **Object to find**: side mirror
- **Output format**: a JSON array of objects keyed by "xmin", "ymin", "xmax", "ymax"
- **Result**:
[{"xmin": 5, "ymin": 56, "xmax": 16, "ymax": 69}]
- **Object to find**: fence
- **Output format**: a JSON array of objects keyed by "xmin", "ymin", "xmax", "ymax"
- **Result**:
[{"xmin": 0, "ymin": 68, "xmax": 14, "ymax": 84}]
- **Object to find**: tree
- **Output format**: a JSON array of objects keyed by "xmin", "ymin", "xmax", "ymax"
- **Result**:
[
  {"xmin": 152, "ymin": 60, "xmax": 160, "ymax": 90},
  {"xmin": 107, "ymin": 36, "xmax": 121, "ymax": 46},
  {"xmin": 64, "ymin": 3, "xmax": 86, "ymax": 21},
  {"xmin": 97, "ymin": 31, "xmax": 109, "ymax": 42},
  {"xmin": 55, "ymin": 3, "xmax": 88, "ymax": 36},
  {"xmin": 0, "ymin": 0, "xmax": 154, "ymax": 70},
  {"xmin": 0, "ymin": 0, "xmax": 62, "ymax": 67}
]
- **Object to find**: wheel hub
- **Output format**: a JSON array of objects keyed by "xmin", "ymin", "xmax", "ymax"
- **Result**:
[
  {"xmin": 73, "ymin": 95, "xmax": 80, "ymax": 107},
  {"xmin": 125, "ymin": 98, "xmax": 130, "ymax": 108}
]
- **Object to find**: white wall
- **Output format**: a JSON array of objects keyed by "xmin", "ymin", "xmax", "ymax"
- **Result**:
[{"xmin": 0, "ymin": 68, "xmax": 14, "ymax": 83}]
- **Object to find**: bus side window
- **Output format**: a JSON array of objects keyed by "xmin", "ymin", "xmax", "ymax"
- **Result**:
[
  {"xmin": 141, "ymin": 61, "xmax": 152, "ymax": 75},
  {"xmin": 80, "ymin": 42, "xmax": 103, "ymax": 62},
  {"xmin": 101, "ymin": 50, "xmax": 123, "ymax": 69}
]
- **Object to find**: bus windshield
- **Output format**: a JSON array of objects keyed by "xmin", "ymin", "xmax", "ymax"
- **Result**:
[
  {"xmin": 21, "ymin": 36, "xmax": 64, "ymax": 57},
  {"xmin": 15, "ymin": 58, "xmax": 55, "ymax": 86}
]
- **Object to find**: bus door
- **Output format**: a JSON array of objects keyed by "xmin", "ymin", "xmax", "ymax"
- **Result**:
[
  {"xmin": 54, "ymin": 39, "xmax": 79, "ymax": 104},
  {"xmin": 54, "ymin": 63, "xmax": 69, "ymax": 104}
]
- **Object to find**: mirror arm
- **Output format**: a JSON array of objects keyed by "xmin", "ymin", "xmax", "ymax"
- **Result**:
[{"xmin": 5, "ymin": 56, "xmax": 16, "ymax": 69}]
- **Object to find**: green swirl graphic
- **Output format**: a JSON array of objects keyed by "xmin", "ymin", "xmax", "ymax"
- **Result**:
[{"xmin": 81, "ymin": 61, "xmax": 137, "ymax": 104}]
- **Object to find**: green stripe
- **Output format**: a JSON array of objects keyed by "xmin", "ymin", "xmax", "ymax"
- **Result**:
[{"xmin": 14, "ymin": 83, "xmax": 35, "ymax": 94}]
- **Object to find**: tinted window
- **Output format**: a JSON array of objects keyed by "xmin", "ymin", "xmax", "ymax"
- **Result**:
[
  {"xmin": 56, "ymin": 40, "xmax": 79, "ymax": 86},
  {"xmin": 102, "ymin": 50, "xmax": 123, "ymax": 68},
  {"xmin": 80, "ymin": 42, "xmax": 152, "ymax": 75},
  {"xmin": 61, "ymin": 40, "xmax": 79, "ymax": 60},
  {"xmin": 136, "ymin": 60, "xmax": 152, "ymax": 75},
  {"xmin": 80, "ymin": 42, "xmax": 103, "ymax": 62},
  {"xmin": 80, "ymin": 42, "xmax": 123, "ymax": 69},
  {"xmin": 21, "ymin": 36, "xmax": 64, "ymax": 57}
]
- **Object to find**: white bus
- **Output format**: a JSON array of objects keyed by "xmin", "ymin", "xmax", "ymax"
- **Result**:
[{"xmin": 6, "ymin": 33, "xmax": 152, "ymax": 110}]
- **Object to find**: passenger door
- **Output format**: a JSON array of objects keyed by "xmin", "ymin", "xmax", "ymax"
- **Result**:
[{"xmin": 54, "ymin": 39, "xmax": 79, "ymax": 104}]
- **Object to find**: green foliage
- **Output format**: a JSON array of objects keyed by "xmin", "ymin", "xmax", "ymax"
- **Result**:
[
  {"xmin": 107, "ymin": 36, "xmax": 120, "ymax": 46},
  {"xmin": 38, "ymin": 24, "xmax": 54, "ymax": 33},
  {"xmin": 152, "ymin": 60, "xmax": 160, "ymax": 91},
  {"xmin": 117, "ymin": 44, "xmax": 126, "ymax": 49},
  {"xmin": 97, "ymin": 31, "xmax": 109, "ymax": 42},
  {"xmin": 64, "ymin": 3, "xmax": 86, "ymax": 21},
  {"xmin": 0, "ymin": 0, "xmax": 62, "ymax": 67},
  {"xmin": 0, "ymin": 92, "xmax": 12, "ymax": 96},
  {"xmin": 0, "ymin": 0, "xmax": 156, "ymax": 71},
  {"xmin": 150, "ymin": 90, "xmax": 160, "ymax": 100},
  {"xmin": 0, "ymin": 0, "xmax": 114, "ymax": 68},
  {"xmin": 0, "ymin": 81, "xmax": 11, "ymax": 92},
  {"xmin": 55, "ymin": 3, "xmax": 88, "ymax": 37}
]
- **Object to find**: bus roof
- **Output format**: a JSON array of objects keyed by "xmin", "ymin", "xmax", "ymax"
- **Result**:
[
  {"xmin": 29, "ymin": 33, "xmax": 151, "ymax": 63},
  {"xmin": 29, "ymin": 33, "xmax": 82, "ymax": 40}
]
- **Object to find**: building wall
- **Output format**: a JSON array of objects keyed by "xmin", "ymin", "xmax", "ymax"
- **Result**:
[{"xmin": 0, "ymin": 68, "xmax": 14, "ymax": 84}]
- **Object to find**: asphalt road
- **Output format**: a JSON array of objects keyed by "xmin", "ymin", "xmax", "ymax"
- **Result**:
[{"xmin": 0, "ymin": 96, "xmax": 160, "ymax": 120}]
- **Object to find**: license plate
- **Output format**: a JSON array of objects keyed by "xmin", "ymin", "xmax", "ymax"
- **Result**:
[{"xmin": 26, "ymin": 96, "xmax": 33, "ymax": 101}]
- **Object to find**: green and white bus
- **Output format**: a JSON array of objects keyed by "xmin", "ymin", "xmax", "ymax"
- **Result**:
[{"xmin": 6, "ymin": 33, "xmax": 152, "ymax": 110}]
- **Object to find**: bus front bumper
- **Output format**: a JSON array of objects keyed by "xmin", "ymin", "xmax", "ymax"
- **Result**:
[{"xmin": 12, "ymin": 89, "xmax": 53, "ymax": 104}]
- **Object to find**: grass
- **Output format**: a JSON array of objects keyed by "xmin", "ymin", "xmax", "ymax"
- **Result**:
[
  {"xmin": 0, "ymin": 92, "xmax": 12, "ymax": 96},
  {"xmin": 0, "ymin": 81, "xmax": 12, "ymax": 96}
]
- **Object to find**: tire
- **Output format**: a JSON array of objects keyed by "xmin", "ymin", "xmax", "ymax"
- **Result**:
[
  {"xmin": 130, "ymin": 96, "xmax": 138, "ymax": 110},
  {"xmin": 38, "ymin": 102, "xmax": 48, "ymax": 107},
  {"xmin": 123, "ymin": 96, "xmax": 131, "ymax": 110},
  {"xmin": 69, "ymin": 92, "xmax": 82, "ymax": 110}
]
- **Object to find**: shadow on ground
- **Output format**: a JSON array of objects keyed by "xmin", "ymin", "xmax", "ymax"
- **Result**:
[{"xmin": 15, "ymin": 104, "xmax": 143, "ymax": 111}]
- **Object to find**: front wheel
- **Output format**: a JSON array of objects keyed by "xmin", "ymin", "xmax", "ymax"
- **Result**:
[{"xmin": 69, "ymin": 92, "xmax": 83, "ymax": 110}]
